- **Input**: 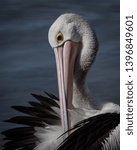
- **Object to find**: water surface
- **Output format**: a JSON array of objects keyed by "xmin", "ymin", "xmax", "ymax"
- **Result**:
[{"xmin": 0, "ymin": 0, "xmax": 119, "ymax": 145}]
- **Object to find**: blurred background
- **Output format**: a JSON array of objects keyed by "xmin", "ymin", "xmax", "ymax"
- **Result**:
[{"xmin": 0, "ymin": 0, "xmax": 119, "ymax": 146}]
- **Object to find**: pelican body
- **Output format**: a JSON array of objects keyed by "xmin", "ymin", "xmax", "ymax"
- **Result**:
[{"xmin": 2, "ymin": 13, "xmax": 120, "ymax": 150}]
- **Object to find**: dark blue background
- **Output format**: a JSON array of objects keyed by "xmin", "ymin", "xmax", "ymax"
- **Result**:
[{"xmin": 0, "ymin": 0, "xmax": 119, "ymax": 145}]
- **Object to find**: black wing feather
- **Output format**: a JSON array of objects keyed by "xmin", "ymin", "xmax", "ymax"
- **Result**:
[
  {"xmin": 12, "ymin": 106, "xmax": 60, "ymax": 120},
  {"xmin": 5, "ymin": 116, "xmax": 46, "ymax": 127},
  {"xmin": 57, "ymin": 113, "xmax": 120, "ymax": 150},
  {"xmin": 3, "ymin": 137, "xmax": 37, "ymax": 150},
  {"xmin": 44, "ymin": 91, "xmax": 59, "ymax": 101},
  {"xmin": 2, "ymin": 127, "xmax": 35, "ymax": 140},
  {"xmin": 2, "ymin": 92, "xmax": 60, "ymax": 150},
  {"xmin": 31, "ymin": 93, "xmax": 59, "ymax": 108}
]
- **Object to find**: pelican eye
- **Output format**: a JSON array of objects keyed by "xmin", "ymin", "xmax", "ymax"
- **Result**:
[{"xmin": 56, "ymin": 32, "xmax": 64, "ymax": 43}]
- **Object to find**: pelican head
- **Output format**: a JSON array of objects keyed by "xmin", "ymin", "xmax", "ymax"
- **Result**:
[{"xmin": 48, "ymin": 13, "xmax": 98, "ymax": 132}]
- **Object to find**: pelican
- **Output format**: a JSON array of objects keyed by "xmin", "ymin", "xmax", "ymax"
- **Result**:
[{"xmin": 2, "ymin": 13, "xmax": 120, "ymax": 150}]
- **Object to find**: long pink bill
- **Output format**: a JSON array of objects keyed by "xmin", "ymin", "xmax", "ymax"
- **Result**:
[{"xmin": 54, "ymin": 41, "xmax": 79, "ymax": 134}]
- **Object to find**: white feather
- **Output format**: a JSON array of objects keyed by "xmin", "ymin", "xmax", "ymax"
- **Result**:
[
  {"xmin": 102, "ymin": 125, "xmax": 120, "ymax": 150},
  {"xmin": 34, "ymin": 125, "xmax": 63, "ymax": 150}
]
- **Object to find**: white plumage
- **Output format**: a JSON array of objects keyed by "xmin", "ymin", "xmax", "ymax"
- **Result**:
[{"xmin": 34, "ymin": 103, "xmax": 119, "ymax": 150}]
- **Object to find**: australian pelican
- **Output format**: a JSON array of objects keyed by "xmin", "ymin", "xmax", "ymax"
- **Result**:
[{"xmin": 2, "ymin": 13, "xmax": 120, "ymax": 150}]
